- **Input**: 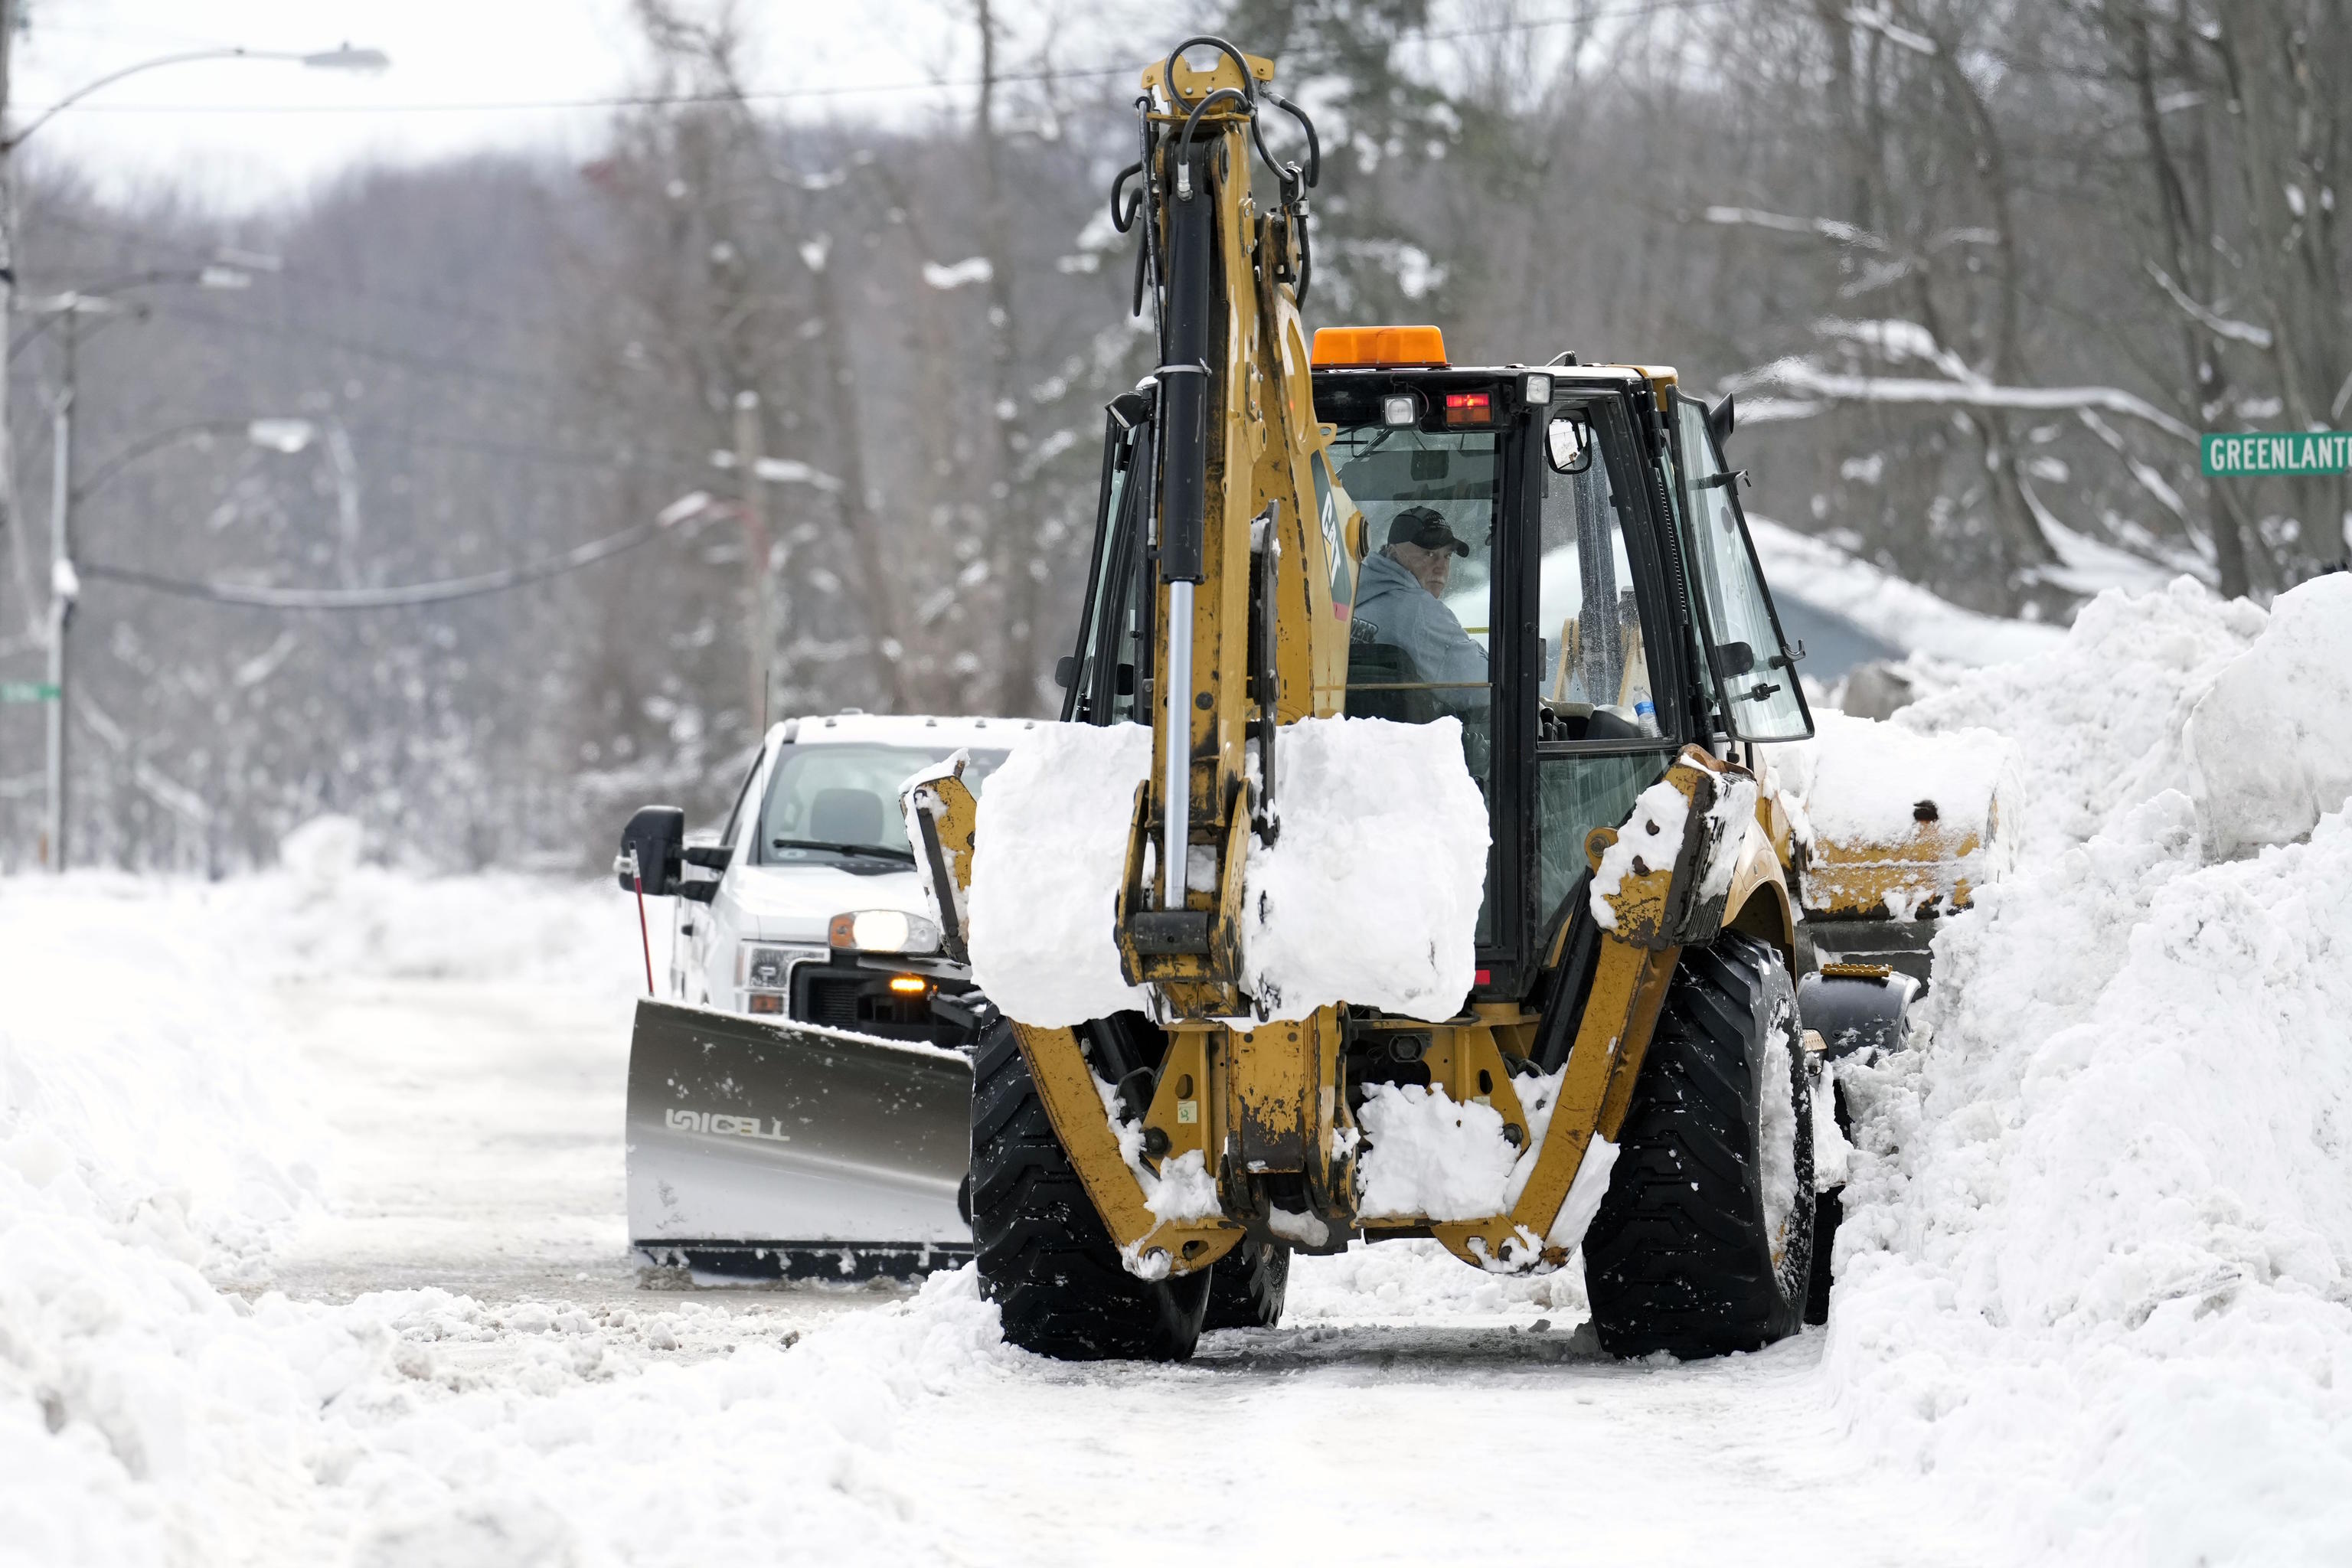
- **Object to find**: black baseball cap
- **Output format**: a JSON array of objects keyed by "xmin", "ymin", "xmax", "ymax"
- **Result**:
[{"xmin": 1388, "ymin": 506, "xmax": 1470, "ymax": 557}]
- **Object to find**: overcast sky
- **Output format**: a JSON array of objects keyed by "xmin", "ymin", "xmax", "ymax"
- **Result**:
[{"xmin": 11, "ymin": 0, "xmax": 1003, "ymax": 209}]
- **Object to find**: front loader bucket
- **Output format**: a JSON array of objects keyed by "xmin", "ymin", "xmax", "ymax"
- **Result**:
[{"xmin": 624, "ymin": 998, "xmax": 973, "ymax": 1282}]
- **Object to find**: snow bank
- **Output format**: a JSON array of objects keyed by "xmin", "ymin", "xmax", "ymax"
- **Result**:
[
  {"xmin": 0, "ymin": 877, "xmax": 326, "ymax": 1563},
  {"xmin": 1892, "ymin": 577, "xmax": 2266, "ymax": 858},
  {"xmin": 0, "ymin": 878, "xmax": 322, "ymax": 1285},
  {"xmin": 2184, "ymin": 574, "xmax": 2352, "ymax": 861},
  {"xmin": 969, "ymin": 717, "xmax": 1490, "ymax": 1026},
  {"xmin": 1243, "ymin": 716, "xmax": 1488, "ymax": 1021},
  {"xmin": 0, "ymin": 868, "xmax": 1034, "ymax": 1563},
  {"xmin": 241, "ymin": 835, "xmax": 639, "ymax": 995},
  {"xmin": 1820, "ymin": 576, "xmax": 2352, "ymax": 1563},
  {"xmin": 1833, "ymin": 798, "xmax": 2352, "ymax": 1563},
  {"xmin": 965, "ymin": 721, "xmax": 1151, "ymax": 1026}
]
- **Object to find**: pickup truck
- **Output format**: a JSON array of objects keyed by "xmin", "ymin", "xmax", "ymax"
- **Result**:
[{"xmin": 619, "ymin": 711, "xmax": 1034, "ymax": 1044}]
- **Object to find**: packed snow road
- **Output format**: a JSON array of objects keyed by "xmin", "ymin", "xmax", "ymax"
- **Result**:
[
  {"xmin": 252, "ymin": 960, "xmax": 1988, "ymax": 1562},
  {"xmin": 257, "ymin": 975, "xmax": 880, "ymax": 1339}
]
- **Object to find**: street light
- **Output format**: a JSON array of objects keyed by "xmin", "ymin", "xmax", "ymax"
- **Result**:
[
  {"xmin": 34, "ymin": 410, "xmax": 343, "ymax": 871},
  {"xmin": 2, "ymin": 44, "xmax": 391, "ymax": 151},
  {"xmin": 1, "ymin": 38, "xmax": 388, "ymax": 870}
]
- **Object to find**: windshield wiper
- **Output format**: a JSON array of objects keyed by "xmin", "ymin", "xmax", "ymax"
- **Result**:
[{"xmin": 769, "ymin": 838, "xmax": 916, "ymax": 861}]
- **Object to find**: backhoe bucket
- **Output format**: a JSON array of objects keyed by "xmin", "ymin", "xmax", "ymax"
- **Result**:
[{"xmin": 624, "ymin": 998, "xmax": 973, "ymax": 1282}]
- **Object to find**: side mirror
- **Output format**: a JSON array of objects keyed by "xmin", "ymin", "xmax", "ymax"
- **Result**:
[
  {"xmin": 617, "ymin": 805, "xmax": 684, "ymax": 896},
  {"xmin": 1054, "ymin": 655, "xmax": 1077, "ymax": 690},
  {"xmin": 1707, "ymin": 392, "xmax": 1736, "ymax": 449},
  {"xmin": 1545, "ymin": 416, "xmax": 1592, "ymax": 474}
]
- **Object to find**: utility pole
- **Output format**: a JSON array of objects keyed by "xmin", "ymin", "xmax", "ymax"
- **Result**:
[
  {"xmin": 43, "ymin": 309, "xmax": 71, "ymax": 870},
  {"xmin": 974, "ymin": 0, "xmax": 1036, "ymax": 716},
  {"xmin": 733, "ymin": 389, "xmax": 774, "ymax": 731},
  {"xmin": 0, "ymin": 0, "xmax": 17, "ymax": 619}
]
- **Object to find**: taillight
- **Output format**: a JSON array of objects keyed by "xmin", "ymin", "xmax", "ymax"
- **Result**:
[{"xmin": 1443, "ymin": 390, "xmax": 1492, "ymax": 426}]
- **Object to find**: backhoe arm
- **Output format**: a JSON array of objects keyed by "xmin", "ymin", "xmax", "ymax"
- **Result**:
[{"xmin": 1114, "ymin": 40, "xmax": 1342, "ymax": 1019}]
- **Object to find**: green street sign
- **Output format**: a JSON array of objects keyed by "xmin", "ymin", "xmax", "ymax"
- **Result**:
[
  {"xmin": 0, "ymin": 681, "xmax": 60, "ymax": 704},
  {"xmin": 2203, "ymin": 430, "xmax": 2351, "ymax": 477}
]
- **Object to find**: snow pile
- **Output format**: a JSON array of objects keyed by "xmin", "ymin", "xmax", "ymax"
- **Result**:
[
  {"xmin": 1355, "ymin": 1084, "xmax": 1523, "ymax": 1221},
  {"xmin": 0, "ymin": 877, "xmax": 322, "ymax": 1285},
  {"xmin": 0, "ymin": 861, "xmax": 1046, "ymax": 1564},
  {"xmin": 1243, "ymin": 716, "xmax": 1489, "ymax": 1021},
  {"xmin": 239, "ymin": 840, "xmax": 639, "ymax": 996},
  {"xmin": 1892, "ymin": 577, "xmax": 2267, "ymax": 858},
  {"xmin": 1834, "ymin": 798, "xmax": 2352, "ymax": 1563},
  {"xmin": 1775, "ymin": 710, "xmax": 2017, "ymax": 851},
  {"xmin": 966, "ymin": 721, "xmax": 1151, "ymax": 1026},
  {"xmin": 318, "ymin": 1269, "xmax": 1021, "ymax": 1565},
  {"xmin": 0, "ymin": 876, "xmax": 328, "ymax": 1562},
  {"xmin": 1821, "ymin": 576, "xmax": 2352, "ymax": 1563},
  {"xmin": 969, "ymin": 717, "xmax": 1491, "ymax": 1026},
  {"xmin": 2184, "ymin": 575, "xmax": 2352, "ymax": 861}
]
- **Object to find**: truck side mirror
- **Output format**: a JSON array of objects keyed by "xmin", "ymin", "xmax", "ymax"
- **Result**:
[
  {"xmin": 1054, "ymin": 655, "xmax": 1077, "ymax": 690},
  {"xmin": 1707, "ymin": 392, "xmax": 1736, "ymax": 448},
  {"xmin": 1709, "ymin": 640, "xmax": 1756, "ymax": 678},
  {"xmin": 617, "ymin": 805, "xmax": 685, "ymax": 896},
  {"xmin": 1546, "ymin": 415, "xmax": 1592, "ymax": 474}
]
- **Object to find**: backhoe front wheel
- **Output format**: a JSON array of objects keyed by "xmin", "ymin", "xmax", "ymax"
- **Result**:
[
  {"xmin": 1583, "ymin": 933, "xmax": 1815, "ymax": 1359},
  {"xmin": 968, "ymin": 1016, "xmax": 1210, "ymax": 1361}
]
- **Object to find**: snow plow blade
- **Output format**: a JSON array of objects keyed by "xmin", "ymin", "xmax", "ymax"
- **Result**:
[{"xmin": 624, "ymin": 998, "xmax": 973, "ymax": 1282}]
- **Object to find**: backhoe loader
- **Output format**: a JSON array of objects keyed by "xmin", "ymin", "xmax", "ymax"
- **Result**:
[{"xmin": 905, "ymin": 39, "xmax": 1933, "ymax": 1362}]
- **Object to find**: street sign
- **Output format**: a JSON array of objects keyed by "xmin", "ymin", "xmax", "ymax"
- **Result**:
[
  {"xmin": 2202, "ymin": 431, "xmax": 2352, "ymax": 477},
  {"xmin": 0, "ymin": 681, "xmax": 60, "ymax": 704}
]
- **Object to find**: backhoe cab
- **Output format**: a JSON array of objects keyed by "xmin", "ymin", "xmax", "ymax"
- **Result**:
[{"xmin": 915, "ymin": 40, "xmax": 1913, "ymax": 1363}]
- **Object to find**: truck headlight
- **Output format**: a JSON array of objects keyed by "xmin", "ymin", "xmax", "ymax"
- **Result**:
[
  {"xmin": 826, "ymin": 909, "xmax": 941, "ymax": 954},
  {"xmin": 740, "ymin": 943, "xmax": 794, "ymax": 989}
]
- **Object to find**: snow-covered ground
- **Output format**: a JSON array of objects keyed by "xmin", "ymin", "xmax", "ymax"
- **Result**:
[{"xmin": 6, "ymin": 574, "xmax": 2351, "ymax": 1564}]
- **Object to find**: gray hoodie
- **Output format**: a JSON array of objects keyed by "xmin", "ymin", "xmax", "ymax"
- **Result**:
[{"xmin": 1350, "ymin": 550, "xmax": 1490, "ymax": 701}]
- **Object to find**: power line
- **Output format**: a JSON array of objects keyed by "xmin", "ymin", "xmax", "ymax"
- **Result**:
[
  {"xmin": 78, "ymin": 500, "xmax": 723, "ymax": 612},
  {"xmin": 149, "ymin": 300, "xmax": 570, "ymax": 394},
  {"xmin": 15, "ymin": 2, "xmax": 1737, "ymax": 117},
  {"xmin": 28, "ymin": 207, "xmax": 567, "ymax": 332}
]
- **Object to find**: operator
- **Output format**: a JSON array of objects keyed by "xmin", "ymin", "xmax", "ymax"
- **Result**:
[{"xmin": 1350, "ymin": 505, "xmax": 1489, "ymax": 703}]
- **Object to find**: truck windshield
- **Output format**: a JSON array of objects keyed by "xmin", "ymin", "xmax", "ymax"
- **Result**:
[{"xmin": 756, "ymin": 744, "xmax": 1010, "ymax": 864}]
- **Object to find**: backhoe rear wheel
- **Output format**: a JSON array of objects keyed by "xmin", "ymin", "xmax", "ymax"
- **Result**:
[
  {"xmin": 1202, "ymin": 1238, "xmax": 1290, "ymax": 1331},
  {"xmin": 1583, "ymin": 933, "xmax": 1814, "ymax": 1359},
  {"xmin": 968, "ymin": 1015, "xmax": 1210, "ymax": 1361}
]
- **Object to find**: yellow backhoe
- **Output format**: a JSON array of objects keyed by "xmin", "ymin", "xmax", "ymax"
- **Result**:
[{"xmin": 906, "ymin": 40, "xmax": 1965, "ymax": 1361}]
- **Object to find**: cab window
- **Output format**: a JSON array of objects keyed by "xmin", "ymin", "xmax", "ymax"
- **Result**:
[
  {"xmin": 1531, "ymin": 400, "xmax": 1674, "ymax": 928},
  {"xmin": 1325, "ymin": 419, "xmax": 1500, "ymax": 947},
  {"xmin": 1673, "ymin": 394, "xmax": 1811, "ymax": 743}
]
